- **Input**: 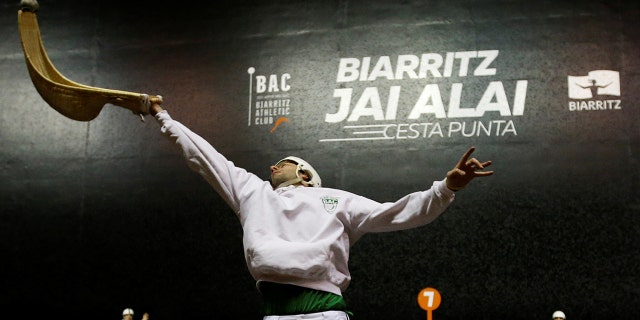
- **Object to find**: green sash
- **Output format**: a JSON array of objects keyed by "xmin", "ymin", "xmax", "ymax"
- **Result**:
[{"xmin": 260, "ymin": 282, "xmax": 353, "ymax": 317}]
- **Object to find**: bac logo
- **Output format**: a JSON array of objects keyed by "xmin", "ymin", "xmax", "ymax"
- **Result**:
[
  {"xmin": 247, "ymin": 67, "xmax": 292, "ymax": 132},
  {"xmin": 321, "ymin": 196, "xmax": 339, "ymax": 214},
  {"xmin": 567, "ymin": 70, "xmax": 620, "ymax": 99}
]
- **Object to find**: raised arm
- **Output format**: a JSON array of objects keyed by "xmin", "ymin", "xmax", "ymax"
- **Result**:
[
  {"xmin": 445, "ymin": 146, "xmax": 493, "ymax": 191},
  {"xmin": 148, "ymin": 102, "xmax": 267, "ymax": 213}
]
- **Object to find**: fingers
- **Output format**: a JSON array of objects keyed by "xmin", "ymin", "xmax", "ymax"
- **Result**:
[
  {"xmin": 460, "ymin": 148, "xmax": 493, "ymax": 177},
  {"xmin": 150, "ymin": 95, "xmax": 163, "ymax": 105},
  {"xmin": 456, "ymin": 146, "xmax": 476, "ymax": 168},
  {"xmin": 465, "ymin": 158, "xmax": 492, "ymax": 169},
  {"xmin": 465, "ymin": 158, "xmax": 483, "ymax": 169},
  {"xmin": 474, "ymin": 170, "xmax": 494, "ymax": 177},
  {"xmin": 447, "ymin": 147, "xmax": 493, "ymax": 191}
]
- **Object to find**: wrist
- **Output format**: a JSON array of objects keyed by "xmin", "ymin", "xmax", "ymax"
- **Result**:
[
  {"xmin": 150, "ymin": 104, "xmax": 163, "ymax": 116},
  {"xmin": 445, "ymin": 179, "xmax": 464, "ymax": 191}
]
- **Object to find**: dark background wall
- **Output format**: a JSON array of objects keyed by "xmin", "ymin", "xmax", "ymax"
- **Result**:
[{"xmin": 1, "ymin": 0, "xmax": 639, "ymax": 319}]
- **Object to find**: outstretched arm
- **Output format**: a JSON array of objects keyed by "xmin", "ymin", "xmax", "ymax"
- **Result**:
[
  {"xmin": 148, "ymin": 102, "xmax": 269, "ymax": 214},
  {"xmin": 445, "ymin": 146, "xmax": 493, "ymax": 191}
]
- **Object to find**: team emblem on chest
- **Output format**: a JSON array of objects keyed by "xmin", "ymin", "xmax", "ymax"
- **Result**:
[{"xmin": 321, "ymin": 196, "xmax": 339, "ymax": 214}]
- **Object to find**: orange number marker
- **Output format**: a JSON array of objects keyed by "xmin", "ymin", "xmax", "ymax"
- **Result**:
[{"xmin": 417, "ymin": 287, "xmax": 441, "ymax": 320}]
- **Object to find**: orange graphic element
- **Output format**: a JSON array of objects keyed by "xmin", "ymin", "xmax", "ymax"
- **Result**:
[
  {"xmin": 417, "ymin": 287, "xmax": 441, "ymax": 320},
  {"xmin": 269, "ymin": 117, "xmax": 289, "ymax": 133}
]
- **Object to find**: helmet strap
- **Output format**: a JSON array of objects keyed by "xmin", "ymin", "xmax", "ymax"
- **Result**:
[
  {"xmin": 276, "ymin": 177, "xmax": 303, "ymax": 189},
  {"xmin": 276, "ymin": 164, "xmax": 313, "ymax": 188}
]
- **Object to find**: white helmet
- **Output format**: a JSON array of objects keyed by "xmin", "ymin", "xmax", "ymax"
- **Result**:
[
  {"xmin": 123, "ymin": 308, "xmax": 134, "ymax": 316},
  {"xmin": 274, "ymin": 156, "xmax": 321, "ymax": 188},
  {"xmin": 552, "ymin": 311, "xmax": 566, "ymax": 319}
]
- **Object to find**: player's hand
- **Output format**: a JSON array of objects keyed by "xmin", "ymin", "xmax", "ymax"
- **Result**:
[
  {"xmin": 150, "ymin": 102, "xmax": 164, "ymax": 116},
  {"xmin": 445, "ymin": 146, "xmax": 493, "ymax": 191}
]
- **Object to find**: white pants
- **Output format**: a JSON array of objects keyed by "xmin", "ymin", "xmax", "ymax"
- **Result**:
[{"xmin": 263, "ymin": 310, "xmax": 349, "ymax": 320}]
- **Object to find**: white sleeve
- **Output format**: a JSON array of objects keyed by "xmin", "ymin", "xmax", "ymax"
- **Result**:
[
  {"xmin": 154, "ymin": 110, "xmax": 265, "ymax": 213},
  {"xmin": 350, "ymin": 179, "xmax": 455, "ymax": 235}
]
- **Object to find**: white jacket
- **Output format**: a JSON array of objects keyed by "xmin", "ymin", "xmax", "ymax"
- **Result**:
[{"xmin": 155, "ymin": 111, "xmax": 456, "ymax": 296}]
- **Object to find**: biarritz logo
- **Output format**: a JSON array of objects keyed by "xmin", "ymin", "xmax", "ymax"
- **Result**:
[{"xmin": 567, "ymin": 70, "xmax": 621, "ymax": 111}]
